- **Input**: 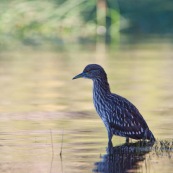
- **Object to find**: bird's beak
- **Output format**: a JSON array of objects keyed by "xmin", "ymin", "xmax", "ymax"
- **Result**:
[{"xmin": 72, "ymin": 72, "xmax": 85, "ymax": 80}]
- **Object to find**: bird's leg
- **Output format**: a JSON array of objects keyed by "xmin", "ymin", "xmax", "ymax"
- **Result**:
[
  {"xmin": 108, "ymin": 139, "xmax": 113, "ymax": 148},
  {"xmin": 108, "ymin": 131, "xmax": 113, "ymax": 148},
  {"xmin": 107, "ymin": 132, "xmax": 113, "ymax": 154},
  {"xmin": 126, "ymin": 137, "xmax": 129, "ymax": 143}
]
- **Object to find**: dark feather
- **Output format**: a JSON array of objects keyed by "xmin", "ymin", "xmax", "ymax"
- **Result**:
[
  {"xmin": 106, "ymin": 94, "xmax": 150, "ymax": 140},
  {"xmin": 74, "ymin": 64, "xmax": 155, "ymax": 142}
]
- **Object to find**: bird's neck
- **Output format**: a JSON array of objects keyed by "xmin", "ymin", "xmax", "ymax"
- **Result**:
[{"xmin": 93, "ymin": 79, "xmax": 111, "ymax": 97}]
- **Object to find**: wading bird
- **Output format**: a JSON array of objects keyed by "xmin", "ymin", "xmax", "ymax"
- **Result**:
[{"xmin": 73, "ymin": 64, "xmax": 155, "ymax": 146}]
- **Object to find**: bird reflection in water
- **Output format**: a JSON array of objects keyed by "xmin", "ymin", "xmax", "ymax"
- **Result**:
[{"xmin": 93, "ymin": 141, "xmax": 154, "ymax": 173}]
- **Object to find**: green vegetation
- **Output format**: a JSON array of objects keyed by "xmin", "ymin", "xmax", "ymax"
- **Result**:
[
  {"xmin": 0, "ymin": 0, "xmax": 173, "ymax": 47},
  {"xmin": 0, "ymin": 0, "xmax": 97, "ymax": 47},
  {"xmin": 119, "ymin": 0, "xmax": 173, "ymax": 34},
  {"xmin": 0, "ymin": 0, "xmax": 120, "ymax": 47}
]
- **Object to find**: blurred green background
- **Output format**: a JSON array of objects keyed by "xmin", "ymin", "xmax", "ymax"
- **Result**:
[{"xmin": 1, "ymin": 0, "xmax": 173, "ymax": 48}]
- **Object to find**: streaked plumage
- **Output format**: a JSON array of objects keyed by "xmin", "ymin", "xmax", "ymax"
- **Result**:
[{"xmin": 73, "ymin": 64, "xmax": 155, "ymax": 144}]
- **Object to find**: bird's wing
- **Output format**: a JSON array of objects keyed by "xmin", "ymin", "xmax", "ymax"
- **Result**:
[{"xmin": 108, "ymin": 95, "xmax": 148, "ymax": 138}]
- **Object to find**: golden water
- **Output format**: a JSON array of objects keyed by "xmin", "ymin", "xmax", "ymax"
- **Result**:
[{"xmin": 0, "ymin": 42, "xmax": 172, "ymax": 172}]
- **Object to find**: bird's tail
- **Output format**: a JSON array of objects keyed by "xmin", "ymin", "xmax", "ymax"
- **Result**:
[{"xmin": 145, "ymin": 129, "xmax": 156, "ymax": 142}]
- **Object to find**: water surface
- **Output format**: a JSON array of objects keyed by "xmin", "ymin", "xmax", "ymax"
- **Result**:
[{"xmin": 0, "ymin": 41, "xmax": 173, "ymax": 172}]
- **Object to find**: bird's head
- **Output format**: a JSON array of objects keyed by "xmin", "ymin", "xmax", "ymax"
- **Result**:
[{"xmin": 73, "ymin": 64, "xmax": 107, "ymax": 81}]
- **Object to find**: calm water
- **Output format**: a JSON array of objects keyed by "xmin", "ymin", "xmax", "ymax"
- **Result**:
[{"xmin": 0, "ymin": 41, "xmax": 173, "ymax": 173}]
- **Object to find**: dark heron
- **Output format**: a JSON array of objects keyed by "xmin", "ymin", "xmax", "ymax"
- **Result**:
[{"xmin": 73, "ymin": 64, "xmax": 155, "ymax": 145}]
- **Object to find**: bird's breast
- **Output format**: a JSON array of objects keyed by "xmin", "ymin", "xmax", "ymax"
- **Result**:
[{"xmin": 93, "ymin": 93, "xmax": 112, "ymax": 120}]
